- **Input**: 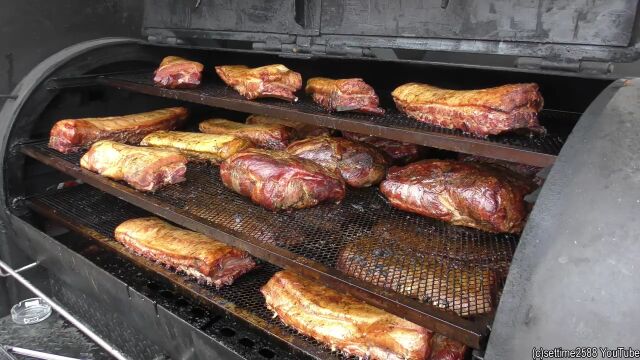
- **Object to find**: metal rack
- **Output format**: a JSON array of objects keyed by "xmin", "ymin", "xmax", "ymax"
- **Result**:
[
  {"xmin": 27, "ymin": 185, "xmax": 345, "ymax": 359},
  {"xmin": 22, "ymin": 141, "xmax": 518, "ymax": 348},
  {"xmin": 47, "ymin": 71, "xmax": 576, "ymax": 167}
]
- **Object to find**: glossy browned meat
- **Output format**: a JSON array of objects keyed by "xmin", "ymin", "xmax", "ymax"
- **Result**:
[
  {"xmin": 286, "ymin": 136, "xmax": 387, "ymax": 188},
  {"xmin": 80, "ymin": 140, "xmax": 187, "ymax": 192},
  {"xmin": 380, "ymin": 160, "xmax": 535, "ymax": 233},
  {"xmin": 140, "ymin": 131, "xmax": 253, "ymax": 164},
  {"xmin": 215, "ymin": 64, "xmax": 302, "ymax": 101},
  {"xmin": 245, "ymin": 114, "xmax": 332, "ymax": 139},
  {"xmin": 49, "ymin": 107, "xmax": 188, "ymax": 153},
  {"xmin": 336, "ymin": 226, "xmax": 498, "ymax": 317},
  {"xmin": 392, "ymin": 83, "xmax": 544, "ymax": 136},
  {"xmin": 220, "ymin": 148, "xmax": 345, "ymax": 211},
  {"xmin": 342, "ymin": 131, "xmax": 424, "ymax": 165},
  {"xmin": 199, "ymin": 118, "xmax": 292, "ymax": 150},
  {"xmin": 114, "ymin": 217, "xmax": 255, "ymax": 287},
  {"xmin": 261, "ymin": 270, "xmax": 433, "ymax": 360},
  {"xmin": 459, "ymin": 154, "xmax": 542, "ymax": 183},
  {"xmin": 430, "ymin": 334, "xmax": 467, "ymax": 360},
  {"xmin": 153, "ymin": 56, "xmax": 204, "ymax": 89},
  {"xmin": 305, "ymin": 77, "xmax": 384, "ymax": 115}
]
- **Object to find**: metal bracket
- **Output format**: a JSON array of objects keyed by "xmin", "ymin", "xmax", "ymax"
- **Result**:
[
  {"xmin": 0, "ymin": 261, "xmax": 38, "ymax": 277},
  {"xmin": 45, "ymin": 70, "xmax": 150, "ymax": 90},
  {"xmin": 45, "ymin": 74, "xmax": 103, "ymax": 90},
  {"xmin": 515, "ymin": 57, "xmax": 613, "ymax": 74}
]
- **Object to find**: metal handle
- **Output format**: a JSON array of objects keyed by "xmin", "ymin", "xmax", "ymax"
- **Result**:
[{"xmin": 0, "ymin": 260, "xmax": 129, "ymax": 360}]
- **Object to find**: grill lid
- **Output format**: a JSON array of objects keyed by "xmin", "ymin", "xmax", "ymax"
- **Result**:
[{"xmin": 142, "ymin": 0, "xmax": 640, "ymax": 73}]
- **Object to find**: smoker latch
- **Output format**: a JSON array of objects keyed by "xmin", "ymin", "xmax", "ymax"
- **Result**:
[{"xmin": 515, "ymin": 57, "xmax": 613, "ymax": 75}]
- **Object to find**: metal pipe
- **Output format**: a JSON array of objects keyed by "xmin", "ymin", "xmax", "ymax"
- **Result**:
[
  {"xmin": 4, "ymin": 346, "xmax": 81, "ymax": 360},
  {"xmin": 0, "ymin": 260, "xmax": 129, "ymax": 360},
  {"xmin": 0, "ymin": 261, "xmax": 38, "ymax": 277}
]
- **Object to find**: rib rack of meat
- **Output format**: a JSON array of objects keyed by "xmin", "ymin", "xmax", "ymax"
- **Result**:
[
  {"xmin": 140, "ymin": 131, "xmax": 253, "ymax": 163},
  {"xmin": 48, "ymin": 107, "xmax": 188, "ymax": 153},
  {"xmin": 80, "ymin": 140, "xmax": 188, "ymax": 192},
  {"xmin": 219, "ymin": 148, "xmax": 345, "ymax": 211},
  {"xmin": 305, "ymin": 77, "xmax": 385, "ymax": 115},
  {"xmin": 261, "ymin": 270, "xmax": 467, "ymax": 360},
  {"xmin": 392, "ymin": 83, "xmax": 544, "ymax": 136},
  {"xmin": 153, "ymin": 56, "xmax": 204, "ymax": 89},
  {"xmin": 114, "ymin": 217, "xmax": 255, "ymax": 288},
  {"xmin": 286, "ymin": 136, "xmax": 387, "ymax": 188},
  {"xmin": 245, "ymin": 114, "xmax": 332, "ymax": 139},
  {"xmin": 199, "ymin": 118, "xmax": 292, "ymax": 150},
  {"xmin": 342, "ymin": 131, "xmax": 424, "ymax": 164},
  {"xmin": 215, "ymin": 64, "xmax": 302, "ymax": 102},
  {"xmin": 380, "ymin": 159, "xmax": 536, "ymax": 233}
]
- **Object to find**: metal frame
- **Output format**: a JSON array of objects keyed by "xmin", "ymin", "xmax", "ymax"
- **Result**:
[
  {"xmin": 25, "ymin": 192, "xmax": 336, "ymax": 360},
  {"xmin": 96, "ymin": 72, "xmax": 561, "ymax": 167},
  {"xmin": 21, "ymin": 142, "xmax": 488, "ymax": 348},
  {"xmin": 0, "ymin": 260, "xmax": 129, "ymax": 360}
]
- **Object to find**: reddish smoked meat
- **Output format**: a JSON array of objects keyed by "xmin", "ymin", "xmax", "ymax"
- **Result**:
[
  {"xmin": 49, "ymin": 107, "xmax": 188, "ymax": 153},
  {"xmin": 342, "ymin": 131, "xmax": 424, "ymax": 165},
  {"xmin": 246, "ymin": 114, "xmax": 332, "ymax": 139},
  {"xmin": 220, "ymin": 148, "xmax": 345, "ymax": 211},
  {"xmin": 80, "ymin": 140, "xmax": 188, "ymax": 192},
  {"xmin": 199, "ymin": 118, "xmax": 293, "ymax": 150},
  {"xmin": 306, "ymin": 77, "xmax": 385, "ymax": 115},
  {"xmin": 380, "ymin": 160, "xmax": 535, "ymax": 233},
  {"xmin": 459, "ymin": 154, "xmax": 543, "ymax": 184},
  {"xmin": 215, "ymin": 64, "xmax": 302, "ymax": 102},
  {"xmin": 115, "ymin": 217, "xmax": 255, "ymax": 288},
  {"xmin": 392, "ymin": 83, "xmax": 544, "ymax": 136},
  {"xmin": 153, "ymin": 56, "xmax": 204, "ymax": 89},
  {"xmin": 286, "ymin": 136, "xmax": 387, "ymax": 188}
]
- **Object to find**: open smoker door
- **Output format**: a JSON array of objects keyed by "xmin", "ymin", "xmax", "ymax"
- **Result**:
[
  {"xmin": 1, "ymin": 1, "xmax": 640, "ymax": 359},
  {"xmin": 486, "ymin": 78, "xmax": 640, "ymax": 358}
]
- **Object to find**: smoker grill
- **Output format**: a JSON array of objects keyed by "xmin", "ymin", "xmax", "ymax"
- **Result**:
[{"xmin": 2, "ymin": 1, "xmax": 640, "ymax": 359}]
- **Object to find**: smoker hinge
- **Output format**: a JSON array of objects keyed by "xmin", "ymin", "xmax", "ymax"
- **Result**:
[
  {"xmin": 515, "ymin": 57, "xmax": 613, "ymax": 75},
  {"xmin": 9, "ymin": 196, "xmax": 26, "ymax": 212}
]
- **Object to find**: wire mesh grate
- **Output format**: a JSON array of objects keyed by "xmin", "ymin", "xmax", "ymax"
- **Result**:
[
  {"xmin": 30, "ymin": 141, "xmax": 517, "ymax": 319},
  {"xmin": 32, "ymin": 184, "xmax": 350, "ymax": 359},
  {"xmin": 103, "ymin": 72, "xmax": 574, "ymax": 156}
]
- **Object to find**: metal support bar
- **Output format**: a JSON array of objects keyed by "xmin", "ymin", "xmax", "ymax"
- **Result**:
[
  {"xmin": 45, "ymin": 70, "xmax": 149, "ymax": 90},
  {"xmin": 3, "ymin": 346, "xmax": 81, "ymax": 360},
  {"xmin": 0, "ymin": 261, "xmax": 38, "ymax": 277},
  {"xmin": 0, "ymin": 259, "xmax": 129, "ymax": 360}
]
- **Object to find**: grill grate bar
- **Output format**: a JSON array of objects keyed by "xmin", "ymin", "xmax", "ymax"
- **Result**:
[
  {"xmin": 96, "ymin": 71, "xmax": 575, "ymax": 167},
  {"xmin": 22, "ymin": 141, "xmax": 518, "ymax": 348}
]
